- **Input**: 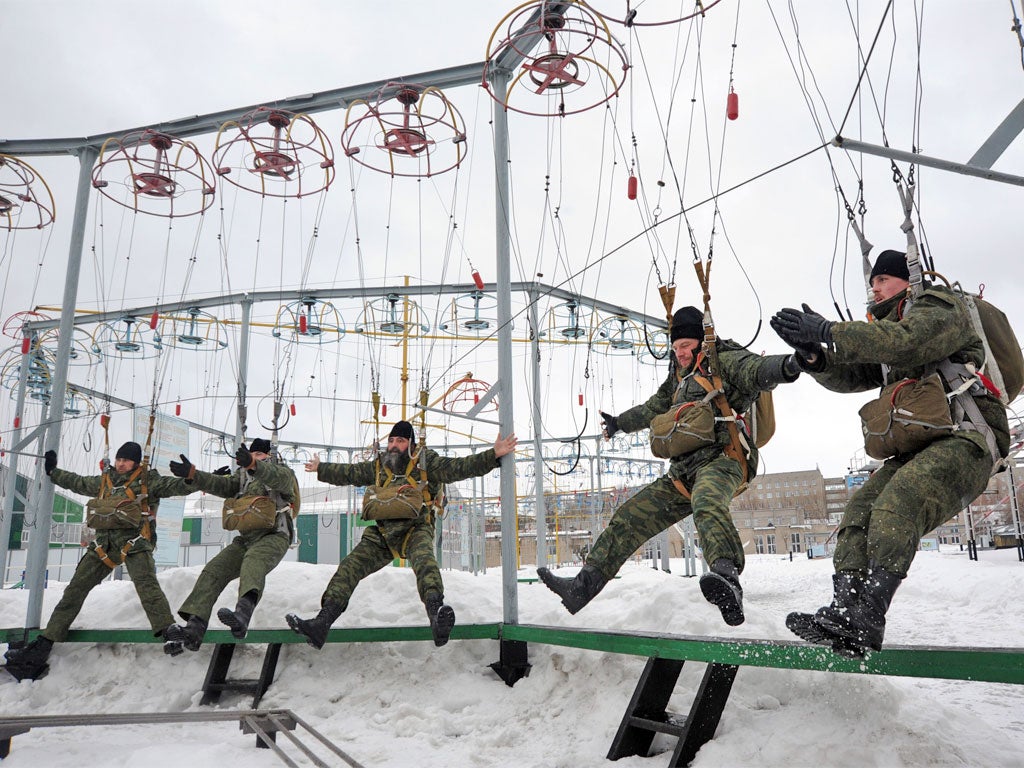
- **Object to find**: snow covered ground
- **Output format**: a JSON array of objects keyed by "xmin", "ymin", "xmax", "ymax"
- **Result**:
[{"xmin": 1, "ymin": 547, "xmax": 1022, "ymax": 767}]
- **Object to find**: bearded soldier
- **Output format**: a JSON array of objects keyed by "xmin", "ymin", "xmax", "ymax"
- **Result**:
[
  {"xmin": 772, "ymin": 250, "xmax": 1009, "ymax": 657},
  {"xmin": 538, "ymin": 306, "xmax": 802, "ymax": 626},
  {"xmin": 286, "ymin": 421, "xmax": 517, "ymax": 648},
  {"xmin": 3, "ymin": 441, "xmax": 196, "ymax": 680},
  {"xmin": 163, "ymin": 438, "xmax": 299, "ymax": 654}
]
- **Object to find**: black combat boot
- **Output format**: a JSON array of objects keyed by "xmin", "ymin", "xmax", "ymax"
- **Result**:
[
  {"xmin": 786, "ymin": 571, "xmax": 864, "ymax": 648},
  {"xmin": 424, "ymin": 592, "xmax": 456, "ymax": 647},
  {"xmin": 164, "ymin": 615, "xmax": 208, "ymax": 655},
  {"xmin": 814, "ymin": 567, "xmax": 902, "ymax": 656},
  {"xmin": 286, "ymin": 601, "xmax": 344, "ymax": 650},
  {"xmin": 3, "ymin": 635, "xmax": 53, "ymax": 681},
  {"xmin": 537, "ymin": 564, "xmax": 609, "ymax": 615},
  {"xmin": 699, "ymin": 558, "xmax": 745, "ymax": 626},
  {"xmin": 218, "ymin": 591, "xmax": 258, "ymax": 639}
]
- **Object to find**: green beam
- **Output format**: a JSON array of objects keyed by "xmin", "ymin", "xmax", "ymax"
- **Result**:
[
  {"xmin": 499, "ymin": 625, "xmax": 1024, "ymax": 685},
  {"xmin": 0, "ymin": 624, "xmax": 502, "ymax": 645},
  {"xmin": 3, "ymin": 622, "xmax": 1021, "ymax": 685}
]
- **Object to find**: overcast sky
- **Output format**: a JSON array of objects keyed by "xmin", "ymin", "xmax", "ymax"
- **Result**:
[{"xmin": 2, "ymin": 1, "xmax": 1023, "ymax": 486}]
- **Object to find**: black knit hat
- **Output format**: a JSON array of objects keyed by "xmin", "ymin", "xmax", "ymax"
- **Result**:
[
  {"xmin": 870, "ymin": 250, "xmax": 910, "ymax": 282},
  {"xmin": 248, "ymin": 437, "xmax": 272, "ymax": 454},
  {"xmin": 115, "ymin": 441, "xmax": 142, "ymax": 465},
  {"xmin": 670, "ymin": 306, "xmax": 704, "ymax": 343},
  {"xmin": 388, "ymin": 420, "xmax": 416, "ymax": 446}
]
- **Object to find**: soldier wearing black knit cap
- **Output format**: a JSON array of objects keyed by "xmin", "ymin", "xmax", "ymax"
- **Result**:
[
  {"xmin": 539, "ymin": 305, "xmax": 802, "ymax": 626},
  {"xmin": 4, "ymin": 441, "xmax": 196, "ymax": 680},
  {"xmin": 163, "ymin": 437, "xmax": 299, "ymax": 654},
  {"xmin": 286, "ymin": 421, "xmax": 517, "ymax": 649}
]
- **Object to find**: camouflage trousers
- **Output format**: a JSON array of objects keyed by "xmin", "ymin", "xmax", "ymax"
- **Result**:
[
  {"xmin": 587, "ymin": 454, "xmax": 746, "ymax": 580},
  {"xmin": 835, "ymin": 435, "xmax": 992, "ymax": 576},
  {"xmin": 178, "ymin": 530, "xmax": 289, "ymax": 621},
  {"xmin": 322, "ymin": 516, "xmax": 440, "ymax": 610},
  {"xmin": 43, "ymin": 530, "xmax": 173, "ymax": 642}
]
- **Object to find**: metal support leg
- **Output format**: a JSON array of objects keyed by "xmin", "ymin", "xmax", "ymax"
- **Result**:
[
  {"xmin": 670, "ymin": 663, "xmax": 738, "ymax": 767},
  {"xmin": 200, "ymin": 643, "xmax": 282, "ymax": 708},
  {"xmin": 489, "ymin": 638, "xmax": 531, "ymax": 687},
  {"xmin": 607, "ymin": 657, "xmax": 685, "ymax": 760},
  {"xmin": 608, "ymin": 656, "xmax": 738, "ymax": 768}
]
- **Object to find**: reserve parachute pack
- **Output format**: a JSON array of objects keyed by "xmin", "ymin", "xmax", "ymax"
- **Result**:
[{"xmin": 362, "ymin": 451, "xmax": 432, "ymax": 522}]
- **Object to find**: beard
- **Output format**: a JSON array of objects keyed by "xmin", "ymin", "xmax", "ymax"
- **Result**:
[{"xmin": 381, "ymin": 447, "xmax": 409, "ymax": 473}]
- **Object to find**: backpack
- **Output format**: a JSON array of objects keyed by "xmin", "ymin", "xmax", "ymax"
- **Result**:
[
  {"xmin": 959, "ymin": 292, "xmax": 1023, "ymax": 404},
  {"xmin": 746, "ymin": 390, "xmax": 776, "ymax": 449}
]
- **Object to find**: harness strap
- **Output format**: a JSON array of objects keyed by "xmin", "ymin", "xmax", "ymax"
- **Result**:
[
  {"xmin": 693, "ymin": 374, "xmax": 750, "ymax": 487},
  {"xmin": 98, "ymin": 465, "xmax": 150, "ymax": 514},
  {"xmin": 671, "ymin": 478, "xmax": 691, "ymax": 500},
  {"xmin": 938, "ymin": 359, "xmax": 1002, "ymax": 472},
  {"xmin": 376, "ymin": 450, "xmax": 432, "ymax": 509},
  {"xmin": 94, "ymin": 535, "xmax": 143, "ymax": 570}
]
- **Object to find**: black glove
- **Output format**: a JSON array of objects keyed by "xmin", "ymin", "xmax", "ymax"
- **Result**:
[
  {"xmin": 770, "ymin": 303, "xmax": 834, "ymax": 347},
  {"xmin": 43, "ymin": 450, "xmax": 57, "ymax": 476},
  {"xmin": 169, "ymin": 454, "xmax": 193, "ymax": 479},
  {"xmin": 212, "ymin": 465, "xmax": 232, "ymax": 476},
  {"xmin": 235, "ymin": 444, "xmax": 254, "ymax": 470},
  {"xmin": 599, "ymin": 411, "xmax": 619, "ymax": 439}
]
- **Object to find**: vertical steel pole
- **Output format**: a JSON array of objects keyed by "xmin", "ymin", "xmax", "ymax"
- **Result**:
[
  {"xmin": 492, "ymin": 69, "xmax": 519, "ymax": 624},
  {"xmin": 0, "ymin": 331, "xmax": 35, "ymax": 586},
  {"xmin": 235, "ymin": 296, "xmax": 252, "ymax": 445},
  {"xmin": 24, "ymin": 145, "xmax": 98, "ymax": 628}
]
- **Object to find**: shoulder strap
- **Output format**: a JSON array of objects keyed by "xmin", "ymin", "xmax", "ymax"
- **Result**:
[
  {"xmin": 99, "ymin": 472, "xmax": 113, "ymax": 499},
  {"xmin": 693, "ymin": 374, "xmax": 750, "ymax": 486}
]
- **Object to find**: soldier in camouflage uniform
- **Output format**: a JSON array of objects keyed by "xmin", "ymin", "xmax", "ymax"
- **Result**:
[
  {"xmin": 539, "ymin": 307, "xmax": 801, "ymax": 625},
  {"xmin": 3, "ymin": 441, "xmax": 196, "ymax": 680},
  {"xmin": 772, "ymin": 250, "xmax": 1009, "ymax": 657},
  {"xmin": 163, "ymin": 438, "xmax": 299, "ymax": 654},
  {"xmin": 286, "ymin": 421, "xmax": 517, "ymax": 648}
]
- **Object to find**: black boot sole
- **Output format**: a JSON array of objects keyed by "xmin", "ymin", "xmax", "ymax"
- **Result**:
[
  {"xmin": 787, "ymin": 613, "xmax": 869, "ymax": 658},
  {"xmin": 286, "ymin": 613, "xmax": 327, "ymax": 650},
  {"xmin": 431, "ymin": 605, "xmax": 456, "ymax": 647},
  {"xmin": 3, "ymin": 661, "xmax": 49, "ymax": 681},
  {"xmin": 537, "ymin": 567, "xmax": 587, "ymax": 615},
  {"xmin": 217, "ymin": 607, "xmax": 249, "ymax": 639},
  {"xmin": 699, "ymin": 572, "xmax": 745, "ymax": 626},
  {"xmin": 814, "ymin": 615, "xmax": 880, "ymax": 657}
]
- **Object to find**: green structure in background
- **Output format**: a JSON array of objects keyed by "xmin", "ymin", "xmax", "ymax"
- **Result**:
[
  {"xmin": 6, "ymin": 472, "xmax": 83, "ymax": 550},
  {"xmin": 296, "ymin": 513, "xmax": 351, "ymax": 564}
]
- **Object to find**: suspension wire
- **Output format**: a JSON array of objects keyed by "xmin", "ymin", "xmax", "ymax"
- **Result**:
[
  {"xmin": 346, "ymin": 155, "xmax": 380, "ymax": 395},
  {"xmin": 433, "ymin": 142, "xmax": 829, "ymax": 386},
  {"xmin": 836, "ymin": 0, "xmax": 896, "ymax": 136}
]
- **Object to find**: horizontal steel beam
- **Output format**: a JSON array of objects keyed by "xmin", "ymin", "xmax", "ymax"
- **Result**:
[
  {"xmin": 832, "ymin": 135, "xmax": 1024, "ymax": 187},
  {"xmin": 24, "ymin": 281, "xmax": 668, "ymax": 331},
  {"xmin": 0, "ymin": 61, "xmax": 488, "ymax": 157}
]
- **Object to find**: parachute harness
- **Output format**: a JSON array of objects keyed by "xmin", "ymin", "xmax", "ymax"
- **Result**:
[{"xmin": 667, "ymin": 258, "xmax": 750, "ymax": 501}]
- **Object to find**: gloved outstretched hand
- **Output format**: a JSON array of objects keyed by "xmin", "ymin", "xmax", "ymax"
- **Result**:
[
  {"xmin": 169, "ymin": 454, "xmax": 194, "ymax": 479},
  {"xmin": 43, "ymin": 450, "xmax": 57, "ymax": 476},
  {"xmin": 599, "ymin": 411, "xmax": 619, "ymax": 439},
  {"xmin": 235, "ymin": 444, "xmax": 255, "ymax": 470},
  {"xmin": 770, "ymin": 303, "xmax": 834, "ymax": 347}
]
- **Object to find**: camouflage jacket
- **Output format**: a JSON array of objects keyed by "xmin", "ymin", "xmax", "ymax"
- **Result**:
[
  {"xmin": 811, "ymin": 285, "xmax": 1009, "ymax": 456},
  {"xmin": 49, "ymin": 465, "xmax": 195, "ymax": 515},
  {"xmin": 317, "ymin": 446, "xmax": 500, "ymax": 502},
  {"xmin": 616, "ymin": 341, "xmax": 795, "ymax": 478},
  {"xmin": 191, "ymin": 459, "xmax": 299, "ymax": 507}
]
